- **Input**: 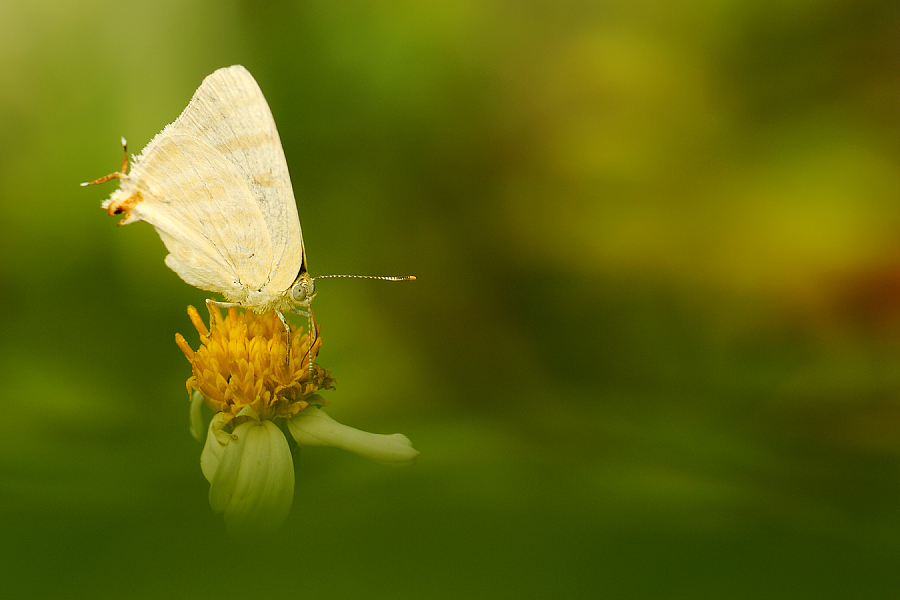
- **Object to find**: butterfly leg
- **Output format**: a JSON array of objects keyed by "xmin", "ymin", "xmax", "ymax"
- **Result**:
[
  {"xmin": 274, "ymin": 309, "xmax": 295, "ymax": 358},
  {"xmin": 289, "ymin": 306, "xmax": 317, "ymax": 383},
  {"xmin": 80, "ymin": 137, "xmax": 130, "ymax": 186},
  {"xmin": 205, "ymin": 298, "xmax": 243, "ymax": 333}
]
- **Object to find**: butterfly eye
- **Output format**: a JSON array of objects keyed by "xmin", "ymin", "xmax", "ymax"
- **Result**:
[{"xmin": 290, "ymin": 278, "xmax": 315, "ymax": 305}]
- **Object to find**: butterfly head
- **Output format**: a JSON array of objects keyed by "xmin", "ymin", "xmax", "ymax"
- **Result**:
[{"xmin": 289, "ymin": 273, "xmax": 317, "ymax": 308}]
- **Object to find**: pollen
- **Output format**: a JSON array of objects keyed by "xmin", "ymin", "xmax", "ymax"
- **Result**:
[{"xmin": 176, "ymin": 305, "xmax": 334, "ymax": 421}]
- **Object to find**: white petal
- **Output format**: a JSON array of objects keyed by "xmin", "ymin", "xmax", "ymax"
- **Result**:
[
  {"xmin": 200, "ymin": 412, "xmax": 232, "ymax": 483},
  {"xmin": 208, "ymin": 420, "xmax": 295, "ymax": 535},
  {"xmin": 288, "ymin": 407, "xmax": 420, "ymax": 466},
  {"xmin": 235, "ymin": 405, "xmax": 261, "ymax": 421},
  {"xmin": 189, "ymin": 391, "xmax": 206, "ymax": 441}
]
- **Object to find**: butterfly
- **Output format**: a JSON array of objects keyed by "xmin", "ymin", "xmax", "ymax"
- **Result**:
[{"xmin": 84, "ymin": 65, "xmax": 414, "ymax": 362}]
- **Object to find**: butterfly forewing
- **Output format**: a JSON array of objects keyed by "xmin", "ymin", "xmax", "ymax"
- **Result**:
[{"xmin": 162, "ymin": 65, "xmax": 307, "ymax": 293}]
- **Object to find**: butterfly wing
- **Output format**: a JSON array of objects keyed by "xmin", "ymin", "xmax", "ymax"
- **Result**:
[
  {"xmin": 112, "ymin": 133, "xmax": 274, "ymax": 299},
  {"xmin": 161, "ymin": 65, "xmax": 307, "ymax": 292}
]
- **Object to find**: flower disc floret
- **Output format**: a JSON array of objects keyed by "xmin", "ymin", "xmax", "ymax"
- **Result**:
[{"xmin": 176, "ymin": 305, "xmax": 333, "ymax": 422}]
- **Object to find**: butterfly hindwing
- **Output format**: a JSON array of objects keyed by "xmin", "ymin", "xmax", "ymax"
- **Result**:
[{"xmin": 125, "ymin": 133, "xmax": 274, "ymax": 297}]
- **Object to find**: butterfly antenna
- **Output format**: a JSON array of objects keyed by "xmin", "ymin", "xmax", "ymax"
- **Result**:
[{"xmin": 315, "ymin": 275, "xmax": 416, "ymax": 282}]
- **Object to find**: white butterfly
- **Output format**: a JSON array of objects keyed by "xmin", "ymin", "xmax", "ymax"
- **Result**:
[{"xmin": 85, "ymin": 65, "xmax": 414, "ymax": 339}]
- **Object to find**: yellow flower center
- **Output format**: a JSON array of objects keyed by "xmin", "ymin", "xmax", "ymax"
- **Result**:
[{"xmin": 176, "ymin": 305, "xmax": 334, "ymax": 422}]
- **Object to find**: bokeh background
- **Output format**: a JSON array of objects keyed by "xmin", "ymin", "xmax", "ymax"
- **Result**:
[{"xmin": 4, "ymin": 0, "xmax": 900, "ymax": 597}]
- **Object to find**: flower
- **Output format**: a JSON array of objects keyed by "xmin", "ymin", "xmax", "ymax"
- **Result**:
[{"xmin": 176, "ymin": 305, "xmax": 419, "ymax": 534}]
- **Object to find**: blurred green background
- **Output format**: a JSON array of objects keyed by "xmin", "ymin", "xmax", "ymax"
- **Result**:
[{"xmin": 4, "ymin": 0, "xmax": 900, "ymax": 597}]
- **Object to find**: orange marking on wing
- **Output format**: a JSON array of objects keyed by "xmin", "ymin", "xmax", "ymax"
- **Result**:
[{"xmin": 106, "ymin": 191, "xmax": 143, "ymax": 221}]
